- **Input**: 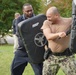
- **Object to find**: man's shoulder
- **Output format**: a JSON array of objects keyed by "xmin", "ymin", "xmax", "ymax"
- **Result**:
[
  {"xmin": 62, "ymin": 17, "xmax": 72, "ymax": 23},
  {"xmin": 12, "ymin": 19, "xmax": 16, "ymax": 25},
  {"xmin": 63, "ymin": 17, "xmax": 72, "ymax": 21},
  {"xmin": 41, "ymin": 20, "xmax": 52, "ymax": 30},
  {"xmin": 43, "ymin": 20, "xmax": 52, "ymax": 25},
  {"xmin": 18, "ymin": 15, "xmax": 23, "ymax": 20},
  {"xmin": 17, "ymin": 15, "xmax": 25, "ymax": 23},
  {"xmin": 13, "ymin": 19, "xmax": 16, "ymax": 22}
]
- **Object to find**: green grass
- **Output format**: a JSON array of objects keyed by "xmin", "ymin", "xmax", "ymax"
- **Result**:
[
  {"xmin": 0, "ymin": 45, "xmax": 34, "ymax": 75},
  {"xmin": 0, "ymin": 45, "xmax": 65, "ymax": 75}
]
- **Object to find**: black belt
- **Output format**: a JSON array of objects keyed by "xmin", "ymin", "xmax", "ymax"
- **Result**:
[{"xmin": 51, "ymin": 48, "xmax": 73, "ymax": 56}]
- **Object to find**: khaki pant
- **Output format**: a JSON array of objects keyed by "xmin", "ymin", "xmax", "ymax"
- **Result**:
[
  {"xmin": 43, "ymin": 54, "xmax": 76, "ymax": 75},
  {"xmin": 13, "ymin": 34, "xmax": 18, "ymax": 52}
]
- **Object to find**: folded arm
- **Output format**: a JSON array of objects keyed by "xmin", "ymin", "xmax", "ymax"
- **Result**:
[{"xmin": 42, "ymin": 28, "xmax": 66, "ymax": 40}]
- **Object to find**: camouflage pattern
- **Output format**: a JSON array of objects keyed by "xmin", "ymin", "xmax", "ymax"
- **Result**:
[{"xmin": 43, "ymin": 54, "xmax": 76, "ymax": 75}]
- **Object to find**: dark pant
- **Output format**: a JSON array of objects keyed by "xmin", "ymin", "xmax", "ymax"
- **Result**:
[{"xmin": 11, "ymin": 50, "xmax": 43, "ymax": 75}]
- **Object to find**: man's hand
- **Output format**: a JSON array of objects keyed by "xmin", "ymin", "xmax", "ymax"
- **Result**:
[{"xmin": 58, "ymin": 32, "xmax": 66, "ymax": 38}]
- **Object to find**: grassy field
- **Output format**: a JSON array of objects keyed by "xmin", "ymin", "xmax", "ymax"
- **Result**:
[{"xmin": 0, "ymin": 45, "xmax": 65, "ymax": 75}]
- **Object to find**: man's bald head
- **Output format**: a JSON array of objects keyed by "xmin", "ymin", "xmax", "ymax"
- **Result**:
[
  {"xmin": 46, "ymin": 6, "xmax": 60, "ymax": 23},
  {"xmin": 46, "ymin": 6, "xmax": 59, "ymax": 16}
]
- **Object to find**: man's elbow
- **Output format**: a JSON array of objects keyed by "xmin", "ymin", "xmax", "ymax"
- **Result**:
[{"xmin": 46, "ymin": 36, "xmax": 52, "ymax": 40}]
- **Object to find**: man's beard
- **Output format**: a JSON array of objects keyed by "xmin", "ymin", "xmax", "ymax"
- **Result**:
[{"xmin": 27, "ymin": 14, "xmax": 33, "ymax": 18}]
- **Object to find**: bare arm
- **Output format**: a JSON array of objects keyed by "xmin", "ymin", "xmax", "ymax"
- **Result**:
[
  {"xmin": 41, "ymin": 20, "xmax": 66, "ymax": 40},
  {"xmin": 43, "ymin": 28, "xmax": 66, "ymax": 40}
]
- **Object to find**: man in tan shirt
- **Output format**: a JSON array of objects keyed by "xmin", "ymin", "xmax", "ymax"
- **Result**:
[
  {"xmin": 41, "ymin": 6, "xmax": 76, "ymax": 75},
  {"xmin": 12, "ymin": 12, "xmax": 20, "ymax": 52}
]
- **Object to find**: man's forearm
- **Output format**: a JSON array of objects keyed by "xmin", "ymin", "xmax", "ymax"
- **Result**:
[{"xmin": 47, "ymin": 33, "xmax": 59, "ymax": 40}]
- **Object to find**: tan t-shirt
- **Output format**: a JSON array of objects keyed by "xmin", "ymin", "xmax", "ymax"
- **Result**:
[{"xmin": 41, "ymin": 18, "xmax": 72, "ymax": 53}]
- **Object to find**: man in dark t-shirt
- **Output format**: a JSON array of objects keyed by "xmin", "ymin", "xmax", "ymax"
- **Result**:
[{"xmin": 11, "ymin": 3, "xmax": 43, "ymax": 75}]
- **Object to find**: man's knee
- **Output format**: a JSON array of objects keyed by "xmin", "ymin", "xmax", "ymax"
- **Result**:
[{"xmin": 11, "ymin": 63, "xmax": 27, "ymax": 75}]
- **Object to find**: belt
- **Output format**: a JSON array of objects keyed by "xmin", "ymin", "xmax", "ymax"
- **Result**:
[{"xmin": 52, "ymin": 48, "xmax": 73, "ymax": 56}]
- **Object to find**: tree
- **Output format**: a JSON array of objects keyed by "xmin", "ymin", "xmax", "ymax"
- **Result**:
[
  {"xmin": 0, "ymin": 0, "xmax": 42, "ymax": 36},
  {"xmin": 0, "ymin": 0, "xmax": 42, "ymax": 44},
  {"xmin": 42, "ymin": 0, "xmax": 72, "ymax": 17},
  {"xmin": 0, "ymin": 21, "xmax": 6, "ymax": 36}
]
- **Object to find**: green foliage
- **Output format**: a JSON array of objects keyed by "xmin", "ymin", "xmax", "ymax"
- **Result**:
[
  {"xmin": 24, "ymin": 0, "xmax": 42, "ymax": 14},
  {"xmin": 42, "ymin": 0, "xmax": 72, "ymax": 17},
  {"xmin": 0, "ymin": 0, "xmax": 42, "ymax": 35},
  {"xmin": 0, "ymin": 45, "xmax": 34, "ymax": 75},
  {"xmin": 0, "ymin": 21, "xmax": 7, "ymax": 36},
  {"xmin": 51, "ymin": 0, "xmax": 72, "ymax": 17},
  {"xmin": 0, "ymin": 0, "xmax": 72, "ymax": 35}
]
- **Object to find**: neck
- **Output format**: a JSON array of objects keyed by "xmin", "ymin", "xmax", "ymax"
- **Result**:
[{"xmin": 55, "ymin": 17, "xmax": 62, "ymax": 24}]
